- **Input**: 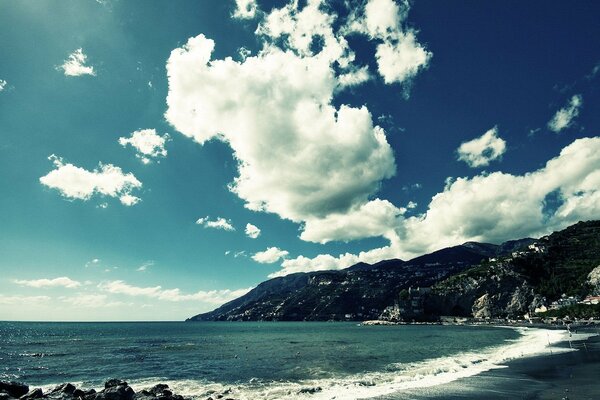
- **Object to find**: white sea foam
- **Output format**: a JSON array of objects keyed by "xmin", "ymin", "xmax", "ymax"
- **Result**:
[{"xmin": 124, "ymin": 326, "xmax": 595, "ymax": 400}]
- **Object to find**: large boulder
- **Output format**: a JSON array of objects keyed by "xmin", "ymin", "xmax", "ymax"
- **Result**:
[
  {"xmin": 20, "ymin": 388, "xmax": 43, "ymax": 400},
  {"xmin": 95, "ymin": 380, "xmax": 134, "ymax": 400},
  {"xmin": 50, "ymin": 384, "xmax": 76, "ymax": 395},
  {"xmin": 0, "ymin": 382, "xmax": 29, "ymax": 398},
  {"xmin": 588, "ymin": 265, "xmax": 600, "ymax": 295},
  {"xmin": 135, "ymin": 385, "xmax": 184, "ymax": 400}
]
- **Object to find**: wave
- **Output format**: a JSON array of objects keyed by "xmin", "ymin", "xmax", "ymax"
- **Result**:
[
  {"xmin": 118, "ymin": 327, "xmax": 593, "ymax": 400},
  {"xmin": 34, "ymin": 327, "xmax": 594, "ymax": 400}
]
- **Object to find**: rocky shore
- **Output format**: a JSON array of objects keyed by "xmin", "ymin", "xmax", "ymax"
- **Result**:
[{"xmin": 0, "ymin": 380, "xmax": 232, "ymax": 400}]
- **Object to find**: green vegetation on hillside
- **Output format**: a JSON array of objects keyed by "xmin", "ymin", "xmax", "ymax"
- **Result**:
[
  {"xmin": 537, "ymin": 303, "xmax": 600, "ymax": 319},
  {"xmin": 512, "ymin": 221, "xmax": 600, "ymax": 300}
]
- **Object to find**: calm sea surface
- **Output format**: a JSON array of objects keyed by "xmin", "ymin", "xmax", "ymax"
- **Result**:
[{"xmin": 0, "ymin": 321, "xmax": 532, "ymax": 399}]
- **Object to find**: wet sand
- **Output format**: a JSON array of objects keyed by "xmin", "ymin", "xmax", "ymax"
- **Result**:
[{"xmin": 383, "ymin": 326, "xmax": 600, "ymax": 400}]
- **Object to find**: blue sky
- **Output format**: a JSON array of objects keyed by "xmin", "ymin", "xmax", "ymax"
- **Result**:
[{"xmin": 1, "ymin": 0, "xmax": 599, "ymax": 321}]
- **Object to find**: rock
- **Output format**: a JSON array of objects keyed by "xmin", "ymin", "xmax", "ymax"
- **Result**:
[
  {"xmin": 96, "ymin": 381, "xmax": 134, "ymax": 400},
  {"xmin": 20, "ymin": 388, "xmax": 43, "ymax": 400},
  {"xmin": 104, "ymin": 381, "xmax": 127, "ymax": 390},
  {"xmin": 135, "ymin": 384, "xmax": 185, "ymax": 400},
  {"xmin": 298, "ymin": 387, "xmax": 322, "ymax": 394},
  {"xmin": 0, "ymin": 382, "xmax": 30, "ymax": 398},
  {"xmin": 72, "ymin": 389, "xmax": 86, "ymax": 398},
  {"xmin": 82, "ymin": 389, "xmax": 97, "ymax": 400},
  {"xmin": 147, "ymin": 386, "xmax": 168, "ymax": 397},
  {"xmin": 101, "ymin": 386, "xmax": 134, "ymax": 400},
  {"xmin": 588, "ymin": 265, "xmax": 600, "ymax": 295},
  {"xmin": 0, "ymin": 393, "xmax": 13, "ymax": 400},
  {"xmin": 51, "ymin": 384, "xmax": 76, "ymax": 395}
]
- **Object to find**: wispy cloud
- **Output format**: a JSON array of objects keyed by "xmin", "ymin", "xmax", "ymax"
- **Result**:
[
  {"xmin": 196, "ymin": 216, "xmax": 235, "ymax": 231},
  {"xmin": 548, "ymin": 94, "xmax": 583, "ymax": 133},
  {"xmin": 13, "ymin": 277, "xmax": 82, "ymax": 289},
  {"xmin": 58, "ymin": 48, "xmax": 96, "ymax": 77},
  {"xmin": 59, "ymin": 294, "xmax": 124, "ymax": 308},
  {"xmin": 0, "ymin": 295, "xmax": 52, "ymax": 305},
  {"xmin": 85, "ymin": 258, "xmax": 101, "ymax": 268},
  {"xmin": 98, "ymin": 280, "xmax": 251, "ymax": 304},
  {"xmin": 136, "ymin": 261, "xmax": 154, "ymax": 272}
]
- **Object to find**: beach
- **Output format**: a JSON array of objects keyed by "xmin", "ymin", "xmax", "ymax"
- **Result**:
[
  {"xmin": 1, "ymin": 322, "xmax": 599, "ymax": 400},
  {"xmin": 383, "ymin": 325, "xmax": 600, "ymax": 400}
]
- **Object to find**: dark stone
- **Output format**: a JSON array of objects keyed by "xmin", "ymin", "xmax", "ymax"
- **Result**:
[
  {"xmin": 132, "ymin": 395, "xmax": 153, "ymax": 400},
  {"xmin": 102, "ymin": 385, "xmax": 134, "ymax": 400},
  {"xmin": 148, "ymin": 386, "xmax": 168, "ymax": 397},
  {"xmin": 298, "ymin": 387, "xmax": 322, "ymax": 394},
  {"xmin": 104, "ymin": 381, "xmax": 127, "ymax": 390},
  {"xmin": 72, "ymin": 389, "xmax": 85, "ymax": 398},
  {"xmin": 82, "ymin": 389, "xmax": 97, "ymax": 400},
  {"xmin": 20, "ymin": 388, "xmax": 43, "ymax": 400},
  {"xmin": 0, "ymin": 382, "xmax": 30, "ymax": 398},
  {"xmin": 51, "ymin": 384, "xmax": 76, "ymax": 395},
  {"xmin": 0, "ymin": 393, "xmax": 13, "ymax": 400}
]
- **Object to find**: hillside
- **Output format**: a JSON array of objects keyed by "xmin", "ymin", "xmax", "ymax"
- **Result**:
[
  {"xmin": 188, "ymin": 237, "xmax": 535, "ymax": 321},
  {"xmin": 426, "ymin": 220, "xmax": 600, "ymax": 320},
  {"xmin": 189, "ymin": 221, "xmax": 600, "ymax": 322}
]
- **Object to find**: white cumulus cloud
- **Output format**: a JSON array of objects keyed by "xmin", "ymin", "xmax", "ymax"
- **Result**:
[
  {"xmin": 548, "ymin": 94, "xmax": 583, "ymax": 133},
  {"xmin": 245, "ymin": 223, "xmax": 261, "ymax": 239},
  {"xmin": 346, "ymin": 0, "xmax": 432, "ymax": 86},
  {"xmin": 457, "ymin": 127, "xmax": 507, "ymax": 168},
  {"xmin": 14, "ymin": 277, "xmax": 82, "ymax": 289},
  {"xmin": 40, "ymin": 155, "xmax": 142, "ymax": 206},
  {"xmin": 165, "ymin": 0, "xmax": 431, "ymax": 225},
  {"xmin": 58, "ymin": 48, "xmax": 96, "ymax": 77},
  {"xmin": 98, "ymin": 280, "xmax": 252, "ymax": 304},
  {"xmin": 252, "ymin": 247, "xmax": 289, "ymax": 264},
  {"xmin": 233, "ymin": 0, "xmax": 258, "ymax": 19},
  {"xmin": 119, "ymin": 129, "xmax": 169, "ymax": 164},
  {"xmin": 166, "ymin": 34, "xmax": 395, "ymax": 222},
  {"xmin": 196, "ymin": 216, "xmax": 235, "ymax": 231},
  {"xmin": 300, "ymin": 198, "xmax": 403, "ymax": 244},
  {"xmin": 272, "ymin": 137, "xmax": 600, "ymax": 276}
]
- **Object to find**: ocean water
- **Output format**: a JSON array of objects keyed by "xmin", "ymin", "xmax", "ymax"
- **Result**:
[{"xmin": 0, "ymin": 322, "xmax": 569, "ymax": 399}]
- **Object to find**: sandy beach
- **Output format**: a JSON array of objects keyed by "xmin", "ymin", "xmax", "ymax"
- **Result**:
[{"xmin": 383, "ymin": 325, "xmax": 600, "ymax": 400}]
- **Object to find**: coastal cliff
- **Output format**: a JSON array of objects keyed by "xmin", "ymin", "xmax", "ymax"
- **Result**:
[{"xmin": 189, "ymin": 220, "xmax": 600, "ymax": 322}]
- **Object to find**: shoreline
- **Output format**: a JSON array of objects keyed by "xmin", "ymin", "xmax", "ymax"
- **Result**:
[
  {"xmin": 2, "ymin": 323, "xmax": 597, "ymax": 400},
  {"xmin": 380, "ymin": 325, "xmax": 600, "ymax": 399}
]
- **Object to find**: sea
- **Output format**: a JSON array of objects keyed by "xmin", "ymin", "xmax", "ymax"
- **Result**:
[{"xmin": 0, "ymin": 321, "xmax": 570, "ymax": 400}]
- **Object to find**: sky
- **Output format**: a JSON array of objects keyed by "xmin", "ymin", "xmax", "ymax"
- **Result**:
[{"xmin": 1, "ymin": 0, "xmax": 599, "ymax": 321}]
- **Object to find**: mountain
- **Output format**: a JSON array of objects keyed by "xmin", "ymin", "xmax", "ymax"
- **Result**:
[
  {"xmin": 188, "ymin": 236, "xmax": 537, "ymax": 321},
  {"xmin": 426, "ymin": 221, "xmax": 600, "ymax": 319},
  {"xmin": 189, "ymin": 222, "xmax": 600, "ymax": 322}
]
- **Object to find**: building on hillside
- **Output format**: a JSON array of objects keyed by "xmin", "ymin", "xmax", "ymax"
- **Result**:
[
  {"xmin": 398, "ymin": 287, "xmax": 431, "ymax": 320},
  {"xmin": 581, "ymin": 296, "xmax": 600, "ymax": 305}
]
